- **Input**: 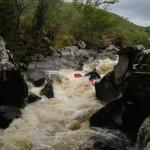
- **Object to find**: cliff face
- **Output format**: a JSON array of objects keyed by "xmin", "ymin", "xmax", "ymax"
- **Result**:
[{"xmin": 0, "ymin": 37, "xmax": 28, "ymax": 129}]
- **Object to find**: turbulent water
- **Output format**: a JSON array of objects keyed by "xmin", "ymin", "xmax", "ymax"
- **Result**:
[{"xmin": 0, "ymin": 58, "xmax": 132, "ymax": 150}]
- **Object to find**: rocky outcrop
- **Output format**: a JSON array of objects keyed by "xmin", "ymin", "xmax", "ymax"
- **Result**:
[
  {"xmin": 28, "ymin": 46, "xmax": 117, "ymax": 72},
  {"xmin": 24, "ymin": 93, "xmax": 41, "ymax": 104},
  {"xmin": 0, "ymin": 37, "xmax": 28, "ymax": 108},
  {"xmin": 95, "ymin": 71, "xmax": 121, "ymax": 102},
  {"xmin": 27, "ymin": 69, "xmax": 45, "ymax": 87},
  {"xmin": 95, "ymin": 46, "xmax": 141, "ymax": 102},
  {"xmin": 91, "ymin": 128, "xmax": 131, "ymax": 150},
  {"xmin": 40, "ymin": 80, "xmax": 54, "ymax": 98},
  {"xmin": 137, "ymin": 116, "xmax": 150, "ymax": 150},
  {"xmin": 0, "ymin": 37, "xmax": 28, "ymax": 128},
  {"xmin": 0, "ymin": 106, "xmax": 21, "ymax": 129},
  {"xmin": 91, "ymin": 46, "xmax": 150, "ymax": 143},
  {"xmin": 90, "ymin": 98, "xmax": 123, "ymax": 130}
]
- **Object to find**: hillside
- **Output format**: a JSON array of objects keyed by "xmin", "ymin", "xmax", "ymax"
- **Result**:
[{"xmin": 0, "ymin": 0, "xmax": 150, "ymax": 62}]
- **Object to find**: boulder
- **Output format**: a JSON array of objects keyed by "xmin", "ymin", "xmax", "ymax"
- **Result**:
[
  {"xmin": 90, "ymin": 98, "xmax": 123, "ymax": 130},
  {"xmin": 40, "ymin": 80, "xmax": 54, "ymax": 98},
  {"xmin": 0, "ymin": 37, "xmax": 28, "ymax": 108},
  {"xmin": 92, "ymin": 72, "xmax": 150, "ymax": 140},
  {"xmin": 91, "ymin": 128, "xmax": 131, "ymax": 150},
  {"xmin": 78, "ymin": 41, "xmax": 86, "ymax": 49},
  {"xmin": 0, "ymin": 105, "xmax": 21, "ymax": 129},
  {"xmin": 0, "ymin": 69, "xmax": 28, "ymax": 107},
  {"xmin": 28, "ymin": 70, "xmax": 45, "ymax": 87},
  {"xmin": 122, "ymin": 72, "xmax": 150, "ymax": 135},
  {"xmin": 95, "ymin": 71, "xmax": 121, "ymax": 102},
  {"xmin": 24, "ymin": 93, "xmax": 41, "ymax": 104},
  {"xmin": 137, "ymin": 116, "xmax": 150, "ymax": 150}
]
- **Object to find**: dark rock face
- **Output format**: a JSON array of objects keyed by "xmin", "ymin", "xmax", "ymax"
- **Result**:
[
  {"xmin": 0, "ymin": 37, "xmax": 28, "ymax": 108},
  {"xmin": 95, "ymin": 71, "xmax": 121, "ymax": 102},
  {"xmin": 0, "ymin": 37, "xmax": 28, "ymax": 128},
  {"xmin": 0, "ymin": 106, "xmax": 21, "ymax": 129},
  {"xmin": 91, "ymin": 46, "xmax": 150, "ymax": 144},
  {"xmin": 0, "ymin": 69, "xmax": 28, "ymax": 107},
  {"xmin": 40, "ymin": 80, "xmax": 54, "ymax": 98},
  {"xmin": 25, "ymin": 93, "xmax": 41, "ymax": 104},
  {"xmin": 90, "ymin": 128, "xmax": 131, "ymax": 150},
  {"xmin": 90, "ymin": 99, "xmax": 123, "ymax": 130},
  {"xmin": 122, "ymin": 73, "xmax": 150, "ymax": 135},
  {"xmin": 28, "ymin": 70, "xmax": 45, "ymax": 87}
]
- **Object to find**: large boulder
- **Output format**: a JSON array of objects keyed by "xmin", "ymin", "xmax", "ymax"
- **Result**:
[
  {"xmin": 0, "ymin": 37, "xmax": 28, "ymax": 108},
  {"xmin": 122, "ymin": 72, "xmax": 150, "ymax": 135},
  {"xmin": 91, "ymin": 72, "xmax": 150, "ymax": 141},
  {"xmin": 28, "ymin": 69, "xmax": 45, "ymax": 87},
  {"xmin": 90, "ymin": 98, "xmax": 123, "ymax": 130},
  {"xmin": 0, "ymin": 69, "xmax": 28, "ymax": 107},
  {"xmin": 0, "ymin": 105, "xmax": 21, "ymax": 129},
  {"xmin": 95, "ymin": 71, "xmax": 121, "ymax": 102},
  {"xmin": 24, "ymin": 93, "xmax": 41, "ymax": 104},
  {"xmin": 40, "ymin": 80, "xmax": 54, "ymax": 98},
  {"xmin": 137, "ymin": 116, "xmax": 150, "ymax": 150}
]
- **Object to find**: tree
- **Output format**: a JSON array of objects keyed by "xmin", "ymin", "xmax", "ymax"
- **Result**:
[
  {"xmin": 32, "ymin": 0, "xmax": 62, "ymax": 32},
  {"xmin": 0, "ymin": 0, "xmax": 28, "ymax": 35}
]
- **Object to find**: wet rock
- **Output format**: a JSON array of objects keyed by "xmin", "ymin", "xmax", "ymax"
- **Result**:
[
  {"xmin": 25, "ymin": 93, "xmax": 41, "ymax": 104},
  {"xmin": 122, "ymin": 72, "xmax": 150, "ymax": 135},
  {"xmin": 95, "ymin": 71, "xmax": 121, "ymax": 102},
  {"xmin": 90, "ymin": 98, "xmax": 123, "ymax": 130},
  {"xmin": 40, "ymin": 80, "xmax": 54, "ymax": 98},
  {"xmin": 136, "ymin": 45, "xmax": 145, "ymax": 50},
  {"xmin": 0, "ymin": 106, "xmax": 21, "ymax": 129},
  {"xmin": 92, "ymin": 72, "xmax": 150, "ymax": 141},
  {"xmin": 105, "ymin": 44, "xmax": 119, "ymax": 52},
  {"xmin": 137, "ymin": 116, "xmax": 150, "ymax": 150},
  {"xmin": 91, "ymin": 128, "xmax": 131, "ymax": 150},
  {"xmin": 45, "ymin": 73, "xmax": 62, "ymax": 83},
  {"xmin": 0, "ymin": 69, "xmax": 28, "ymax": 107},
  {"xmin": 0, "ymin": 37, "xmax": 28, "ymax": 108},
  {"xmin": 78, "ymin": 41, "xmax": 86, "ymax": 49},
  {"xmin": 28, "ymin": 70, "xmax": 45, "ymax": 87}
]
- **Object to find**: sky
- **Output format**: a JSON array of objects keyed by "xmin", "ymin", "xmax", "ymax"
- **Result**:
[
  {"xmin": 109, "ymin": 0, "xmax": 150, "ymax": 27},
  {"xmin": 65, "ymin": 0, "xmax": 150, "ymax": 27}
]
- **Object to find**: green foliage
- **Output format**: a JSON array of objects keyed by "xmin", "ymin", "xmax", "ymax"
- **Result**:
[{"xmin": 1, "ymin": 0, "xmax": 150, "ymax": 63}]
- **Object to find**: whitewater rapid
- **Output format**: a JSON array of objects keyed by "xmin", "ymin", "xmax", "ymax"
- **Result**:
[{"xmin": 0, "ymin": 59, "xmax": 119, "ymax": 150}]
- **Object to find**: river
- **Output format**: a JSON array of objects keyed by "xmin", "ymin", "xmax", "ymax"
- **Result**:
[{"xmin": 0, "ymin": 58, "xmax": 133, "ymax": 150}]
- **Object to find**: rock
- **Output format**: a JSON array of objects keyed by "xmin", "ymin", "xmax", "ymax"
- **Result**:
[
  {"xmin": 122, "ymin": 72, "xmax": 150, "ymax": 135},
  {"xmin": 105, "ymin": 44, "xmax": 119, "ymax": 52},
  {"xmin": 78, "ymin": 41, "xmax": 86, "ymax": 49},
  {"xmin": 0, "ymin": 106, "xmax": 21, "ymax": 129},
  {"xmin": 95, "ymin": 71, "xmax": 121, "ymax": 102},
  {"xmin": 45, "ymin": 72, "xmax": 62, "ymax": 83},
  {"xmin": 114, "ymin": 55, "xmax": 129, "ymax": 85},
  {"xmin": 137, "ymin": 116, "xmax": 150, "ymax": 150},
  {"xmin": 28, "ymin": 70, "xmax": 45, "ymax": 87},
  {"xmin": 136, "ymin": 45, "xmax": 145, "ymax": 50},
  {"xmin": 90, "ymin": 98, "xmax": 123, "ymax": 130},
  {"xmin": 91, "ymin": 128, "xmax": 131, "ymax": 150},
  {"xmin": 40, "ymin": 80, "xmax": 54, "ymax": 98},
  {"xmin": 24, "ymin": 93, "xmax": 41, "ymax": 104},
  {"xmin": 0, "ymin": 37, "xmax": 28, "ymax": 108},
  {"xmin": 0, "ymin": 69, "xmax": 28, "ymax": 107},
  {"xmin": 92, "ymin": 72, "xmax": 150, "ymax": 141},
  {"xmin": 32, "ymin": 54, "xmax": 45, "ymax": 62}
]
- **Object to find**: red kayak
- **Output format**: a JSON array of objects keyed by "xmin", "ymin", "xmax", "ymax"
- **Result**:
[{"xmin": 74, "ymin": 73, "xmax": 82, "ymax": 78}]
